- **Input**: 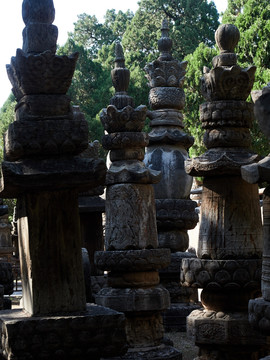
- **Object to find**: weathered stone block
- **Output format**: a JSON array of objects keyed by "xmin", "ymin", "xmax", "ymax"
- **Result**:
[
  {"xmin": 95, "ymin": 286, "xmax": 170, "ymax": 312},
  {"xmin": 0, "ymin": 305, "xmax": 127, "ymax": 360},
  {"xmin": 4, "ymin": 118, "xmax": 88, "ymax": 160},
  {"xmin": 105, "ymin": 184, "xmax": 158, "ymax": 250},
  {"xmin": 0, "ymin": 157, "xmax": 106, "ymax": 198},
  {"xmin": 23, "ymin": 23, "xmax": 58, "ymax": 54},
  {"xmin": 149, "ymin": 87, "xmax": 185, "ymax": 110},
  {"xmin": 187, "ymin": 309, "xmax": 266, "ymax": 346},
  {"xmin": 95, "ymin": 249, "xmax": 171, "ymax": 272}
]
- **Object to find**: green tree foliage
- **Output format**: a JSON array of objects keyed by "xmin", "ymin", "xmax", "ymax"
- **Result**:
[
  {"xmin": 121, "ymin": 0, "xmax": 220, "ymax": 146},
  {"xmin": 54, "ymin": 2, "xmax": 219, "ymax": 151},
  {"xmin": 58, "ymin": 9, "xmax": 134, "ymax": 149},
  {"xmin": 0, "ymin": 94, "xmax": 16, "ymax": 160},
  {"xmin": 123, "ymin": 0, "xmax": 219, "ymax": 61},
  {"xmin": 222, "ymin": 0, "xmax": 270, "ymax": 156},
  {"xmin": 69, "ymin": 10, "xmax": 133, "ymax": 55}
]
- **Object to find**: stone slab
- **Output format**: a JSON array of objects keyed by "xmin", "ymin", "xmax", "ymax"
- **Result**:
[
  {"xmin": 0, "ymin": 305, "xmax": 127, "ymax": 360},
  {"xmin": 0, "ymin": 157, "xmax": 106, "ymax": 198}
]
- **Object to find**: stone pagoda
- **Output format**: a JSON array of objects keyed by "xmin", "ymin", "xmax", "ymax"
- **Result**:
[
  {"xmin": 144, "ymin": 19, "xmax": 199, "ymax": 331},
  {"xmin": 182, "ymin": 24, "xmax": 267, "ymax": 359},
  {"xmin": 0, "ymin": 1, "xmax": 127, "ymax": 359},
  {"xmin": 242, "ymin": 84, "xmax": 270, "ymax": 359},
  {"xmin": 95, "ymin": 42, "xmax": 181, "ymax": 359}
]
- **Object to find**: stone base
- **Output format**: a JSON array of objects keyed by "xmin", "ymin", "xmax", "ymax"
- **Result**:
[
  {"xmin": 163, "ymin": 303, "xmax": 202, "ymax": 332},
  {"xmin": 0, "ymin": 304, "xmax": 127, "ymax": 360},
  {"xmin": 249, "ymin": 297, "xmax": 270, "ymax": 335},
  {"xmin": 187, "ymin": 309, "xmax": 268, "ymax": 359},
  {"xmin": 102, "ymin": 344, "xmax": 182, "ymax": 360}
]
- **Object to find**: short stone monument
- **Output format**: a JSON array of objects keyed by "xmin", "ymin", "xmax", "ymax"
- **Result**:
[
  {"xmin": 182, "ymin": 24, "xmax": 267, "ymax": 359},
  {"xmin": 0, "ymin": 1, "xmax": 127, "ymax": 359},
  {"xmin": 95, "ymin": 42, "xmax": 181, "ymax": 359},
  {"xmin": 144, "ymin": 20, "xmax": 199, "ymax": 331}
]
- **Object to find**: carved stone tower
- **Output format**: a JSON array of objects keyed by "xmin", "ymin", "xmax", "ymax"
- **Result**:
[
  {"xmin": 144, "ymin": 20, "xmax": 199, "ymax": 331},
  {"xmin": 182, "ymin": 24, "xmax": 267, "ymax": 359},
  {"xmin": 95, "ymin": 42, "xmax": 181, "ymax": 359},
  {"xmin": 242, "ymin": 84, "xmax": 270, "ymax": 359},
  {"xmin": 0, "ymin": 1, "xmax": 126, "ymax": 359}
]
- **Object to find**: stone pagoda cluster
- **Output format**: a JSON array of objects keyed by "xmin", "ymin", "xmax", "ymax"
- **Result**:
[
  {"xmin": 242, "ymin": 84, "xmax": 270, "ymax": 360},
  {"xmin": 95, "ymin": 42, "xmax": 181, "ymax": 359},
  {"xmin": 0, "ymin": 0, "xmax": 127, "ymax": 359},
  {"xmin": 144, "ymin": 19, "xmax": 199, "ymax": 331},
  {"xmin": 182, "ymin": 24, "xmax": 267, "ymax": 359}
]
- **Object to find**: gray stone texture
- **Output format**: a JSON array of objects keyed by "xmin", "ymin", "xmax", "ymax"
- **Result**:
[
  {"xmin": 184, "ymin": 24, "xmax": 265, "ymax": 359},
  {"xmin": 95, "ymin": 41, "xmax": 180, "ymax": 359},
  {"xmin": 0, "ymin": 305, "xmax": 127, "ymax": 360},
  {"xmin": 0, "ymin": 1, "xmax": 127, "ymax": 359},
  {"xmin": 105, "ymin": 183, "xmax": 158, "ymax": 250},
  {"xmin": 242, "ymin": 86, "xmax": 270, "ymax": 348},
  {"xmin": 144, "ymin": 19, "xmax": 199, "ymax": 331}
]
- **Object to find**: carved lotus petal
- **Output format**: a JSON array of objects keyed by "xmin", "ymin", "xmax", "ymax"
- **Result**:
[
  {"xmin": 7, "ymin": 49, "xmax": 78, "ymax": 100},
  {"xmin": 100, "ymin": 105, "xmax": 147, "ymax": 133},
  {"xmin": 153, "ymin": 66, "xmax": 165, "ymax": 78},
  {"xmin": 155, "ymin": 76, "xmax": 166, "ymax": 87},
  {"xmin": 145, "ymin": 59, "xmax": 187, "ymax": 88},
  {"xmin": 201, "ymin": 65, "xmax": 256, "ymax": 101},
  {"xmin": 167, "ymin": 75, "xmax": 177, "ymax": 87}
]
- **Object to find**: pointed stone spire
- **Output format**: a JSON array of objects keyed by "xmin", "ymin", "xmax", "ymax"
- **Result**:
[
  {"xmin": 110, "ymin": 41, "xmax": 134, "ymax": 109},
  {"xmin": 158, "ymin": 19, "xmax": 173, "ymax": 61}
]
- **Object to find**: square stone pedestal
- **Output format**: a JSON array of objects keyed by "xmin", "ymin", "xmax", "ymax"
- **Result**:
[
  {"xmin": 0, "ymin": 304, "xmax": 127, "ymax": 360},
  {"xmin": 187, "ymin": 309, "xmax": 269, "ymax": 359}
]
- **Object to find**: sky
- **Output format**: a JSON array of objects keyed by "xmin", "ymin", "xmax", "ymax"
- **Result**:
[{"xmin": 0, "ymin": 0, "xmax": 227, "ymax": 108}]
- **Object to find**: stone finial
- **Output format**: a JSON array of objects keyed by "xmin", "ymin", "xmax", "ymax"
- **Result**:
[
  {"xmin": 145, "ymin": 19, "xmax": 187, "ymax": 90},
  {"xmin": 158, "ymin": 19, "xmax": 173, "ymax": 61},
  {"xmin": 114, "ymin": 41, "xmax": 125, "ymax": 69},
  {"xmin": 201, "ymin": 24, "xmax": 256, "ymax": 101},
  {"xmin": 212, "ymin": 24, "xmax": 240, "ymax": 68},
  {"xmin": 22, "ymin": 0, "xmax": 55, "ymax": 25},
  {"xmin": 215, "ymin": 24, "xmax": 240, "ymax": 54},
  {"xmin": 110, "ymin": 41, "xmax": 134, "ymax": 109}
]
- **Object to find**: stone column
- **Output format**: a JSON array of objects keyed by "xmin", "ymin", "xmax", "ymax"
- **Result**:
[
  {"xmin": 242, "ymin": 84, "xmax": 270, "ymax": 359},
  {"xmin": 0, "ymin": 1, "xmax": 126, "ymax": 359},
  {"xmin": 182, "ymin": 24, "xmax": 267, "ymax": 359},
  {"xmin": 144, "ymin": 20, "xmax": 199, "ymax": 332},
  {"xmin": 95, "ymin": 42, "xmax": 181, "ymax": 360}
]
